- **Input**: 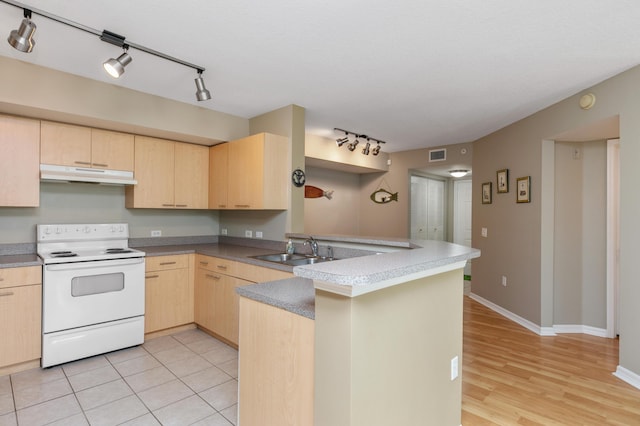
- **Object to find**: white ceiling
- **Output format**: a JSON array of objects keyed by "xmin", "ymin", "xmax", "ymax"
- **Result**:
[{"xmin": 1, "ymin": 0, "xmax": 639, "ymax": 152}]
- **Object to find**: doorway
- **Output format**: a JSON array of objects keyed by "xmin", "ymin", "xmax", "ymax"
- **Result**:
[{"xmin": 410, "ymin": 175, "xmax": 445, "ymax": 240}]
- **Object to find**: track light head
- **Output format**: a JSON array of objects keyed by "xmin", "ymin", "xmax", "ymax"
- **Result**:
[
  {"xmin": 362, "ymin": 141, "xmax": 371, "ymax": 155},
  {"xmin": 372, "ymin": 144, "xmax": 381, "ymax": 156},
  {"xmin": 103, "ymin": 48, "xmax": 132, "ymax": 78},
  {"xmin": 195, "ymin": 71, "xmax": 212, "ymax": 101},
  {"xmin": 336, "ymin": 137, "xmax": 349, "ymax": 147},
  {"xmin": 347, "ymin": 139, "xmax": 359, "ymax": 152},
  {"xmin": 7, "ymin": 9, "xmax": 36, "ymax": 53}
]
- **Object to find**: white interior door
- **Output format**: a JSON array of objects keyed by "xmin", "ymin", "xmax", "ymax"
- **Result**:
[
  {"xmin": 410, "ymin": 175, "xmax": 445, "ymax": 241},
  {"xmin": 453, "ymin": 180, "xmax": 472, "ymax": 247}
]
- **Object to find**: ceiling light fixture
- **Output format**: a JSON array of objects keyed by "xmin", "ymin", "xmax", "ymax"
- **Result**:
[
  {"xmin": 449, "ymin": 170, "xmax": 470, "ymax": 178},
  {"xmin": 7, "ymin": 8, "xmax": 36, "ymax": 53},
  {"xmin": 103, "ymin": 47, "xmax": 132, "ymax": 78},
  {"xmin": 1, "ymin": 0, "xmax": 212, "ymax": 101},
  {"xmin": 334, "ymin": 128, "xmax": 386, "ymax": 156},
  {"xmin": 195, "ymin": 70, "xmax": 212, "ymax": 101}
]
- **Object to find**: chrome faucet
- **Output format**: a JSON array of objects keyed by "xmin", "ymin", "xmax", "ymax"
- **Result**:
[{"xmin": 304, "ymin": 236, "xmax": 319, "ymax": 257}]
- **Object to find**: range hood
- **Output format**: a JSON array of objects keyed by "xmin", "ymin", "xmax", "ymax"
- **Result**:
[{"xmin": 40, "ymin": 164, "xmax": 137, "ymax": 185}]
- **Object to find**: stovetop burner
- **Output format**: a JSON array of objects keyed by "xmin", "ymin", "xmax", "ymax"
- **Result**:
[
  {"xmin": 105, "ymin": 248, "xmax": 134, "ymax": 254},
  {"xmin": 50, "ymin": 251, "xmax": 78, "ymax": 258}
]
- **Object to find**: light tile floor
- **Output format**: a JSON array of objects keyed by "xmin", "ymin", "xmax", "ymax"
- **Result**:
[{"xmin": 0, "ymin": 329, "xmax": 239, "ymax": 426}]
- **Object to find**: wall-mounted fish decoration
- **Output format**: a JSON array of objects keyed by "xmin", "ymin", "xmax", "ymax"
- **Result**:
[
  {"xmin": 370, "ymin": 188, "xmax": 398, "ymax": 204},
  {"xmin": 305, "ymin": 185, "xmax": 334, "ymax": 200}
]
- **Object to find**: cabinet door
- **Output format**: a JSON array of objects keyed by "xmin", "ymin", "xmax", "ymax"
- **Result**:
[
  {"xmin": 175, "ymin": 142, "xmax": 209, "ymax": 209},
  {"xmin": 145, "ymin": 268, "xmax": 191, "ymax": 333},
  {"xmin": 126, "ymin": 136, "xmax": 175, "ymax": 208},
  {"xmin": 91, "ymin": 129, "xmax": 134, "ymax": 171},
  {"xmin": 0, "ymin": 115, "xmax": 40, "ymax": 207},
  {"xmin": 215, "ymin": 275, "xmax": 250, "ymax": 345},
  {"xmin": 208, "ymin": 143, "xmax": 228, "ymax": 209},
  {"xmin": 195, "ymin": 267, "xmax": 217, "ymax": 332},
  {"xmin": 40, "ymin": 121, "xmax": 92, "ymax": 167},
  {"xmin": 0, "ymin": 284, "xmax": 42, "ymax": 367},
  {"xmin": 228, "ymin": 134, "xmax": 264, "ymax": 209}
]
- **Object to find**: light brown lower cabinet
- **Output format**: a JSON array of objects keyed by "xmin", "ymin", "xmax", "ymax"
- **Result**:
[
  {"xmin": 0, "ymin": 266, "xmax": 42, "ymax": 368},
  {"xmin": 238, "ymin": 296, "xmax": 314, "ymax": 425},
  {"xmin": 144, "ymin": 254, "xmax": 194, "ymax": 334},
  {"xmin": 195, "ymin": 254, "xmax": 293, "ymax": 346}
]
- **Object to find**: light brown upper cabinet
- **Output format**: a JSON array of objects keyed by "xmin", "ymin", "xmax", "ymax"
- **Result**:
[
  {"xmin": 125, "ymin": 136, "xmax": 208, "ymax": 209},
  {"xmin": 208, "ymin": 143, "xmax": 229, "ymax": 209},
  {"xmin": 0, "ymin": 114, "xmax": 40, "ymax": 207},
  {"xmin": 209, "ymin": 132, "xmax": 289, "ymax": 210},
  {"xmin": 40, "ymin": 121, "xmax": 134, "ymax": 171}
]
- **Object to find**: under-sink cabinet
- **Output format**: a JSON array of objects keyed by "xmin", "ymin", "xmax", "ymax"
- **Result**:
[
  {"xmin": 40, "ymin": 121, "xmax": 134, "ymax": 171},
  {"xmin": 144, "ymin": 254, "xmax": 194, "ymax": 334},
  {"xmin": 0, "ymin": 266, "xmax": 42, "ymax": 368},
  {"xmin": 0, "ymin": 114, "xmax": 40, "ymax": 207},
  {"xmin": 195, "ymin": 255, "xmax": 292, "ymax": 345},
  {"xmin": 126, "ymin": 136, "xmax": 209, "ymax": 209}
]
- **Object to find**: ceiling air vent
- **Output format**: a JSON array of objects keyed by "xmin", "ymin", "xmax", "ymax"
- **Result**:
[{"xmin": 429, "ymin": 148, "xmax": 446, "ymax": 162}]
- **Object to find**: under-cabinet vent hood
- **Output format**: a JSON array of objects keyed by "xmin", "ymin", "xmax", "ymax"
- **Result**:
[{"xmin": 40, "ymin": 164, "xmax": 137, "ymax": 185}]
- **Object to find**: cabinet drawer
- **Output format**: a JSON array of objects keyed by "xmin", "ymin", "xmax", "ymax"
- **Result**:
[
  {"xmin": 196, "ymin": 255, "xmax": 237, "ymax": 276},
  {"xmin": 240, "ymin": 263, "xmax": 293, "ymax": 283},
  {"xmin": 0, "ymin": 266, "xmax": 41, "ymax": 289},
  {"xmin": 146, "ymin": 255, "xmax": 189, "ymax": 272}
]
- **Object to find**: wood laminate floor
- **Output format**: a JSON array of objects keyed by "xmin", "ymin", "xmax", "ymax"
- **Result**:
[{"xmin": 462, "ymin": 296, "xmax": 640, "ymax": 425}]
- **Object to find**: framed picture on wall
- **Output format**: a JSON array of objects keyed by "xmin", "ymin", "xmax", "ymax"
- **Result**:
[
  {"xmin": 482, "ymin": 182, "xmax": 492, "ymax": 204},
  {"xmin": 517, "ymin": 176, "xmax": 531, "ymax": 203},
  {"xmin": 497, "ymin": 169, "xmax": 509, "ymax": 193}
]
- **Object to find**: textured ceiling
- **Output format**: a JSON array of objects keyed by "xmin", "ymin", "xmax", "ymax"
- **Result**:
[{"xmin": 1, "ymin": 0, "xmax": 639, "ymax": 152}]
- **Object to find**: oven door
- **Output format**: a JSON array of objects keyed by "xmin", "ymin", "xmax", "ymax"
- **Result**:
[{"xmin": 42, "ymin": 257, "xmax": 145, "ymax": 333}]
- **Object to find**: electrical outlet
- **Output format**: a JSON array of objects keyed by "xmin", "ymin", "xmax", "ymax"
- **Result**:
[
  {"xmin": 151, "ymin": 230, "xmax": 161, "ymax": 237},
  {"xmin": 245, "ymin": 230, "xmax": 253, "ymax": 238},
  {"xmin": 451, "ymin": 356, "xmax": 459, "ymax": 381},
  {"xmin": 221, "ymin": 228, "xmax": 227, "ymax": 235},
  {"xmin": 255, "ymin": 231, "xmax": 263, "ymax": 239},
  {"xmin": 501, "ymin": 275, "xmax": 507, "ymax": 286},
  {"xmin": 481, "ymin": 227, "xmax": 488, "ymax": 238}
]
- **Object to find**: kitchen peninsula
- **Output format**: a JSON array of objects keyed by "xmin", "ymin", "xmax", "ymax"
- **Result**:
[{"xmin": 236, "ymin": 236, "xmax": 480, "ymax": 426}]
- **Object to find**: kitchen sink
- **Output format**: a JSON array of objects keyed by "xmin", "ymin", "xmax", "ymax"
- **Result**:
[{"xmin": 250, "ymin": 253, "xmax": 334, "ymax": 266}]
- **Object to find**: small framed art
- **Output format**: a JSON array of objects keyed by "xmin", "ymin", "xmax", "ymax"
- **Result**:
[
  {"xmin": 482, "ymin": 182, "xmax": 492, "ymax": 204},
  {"xmin": 497, "ymin": 169, "xmax": 509, "ymax": 193},
  {"xmin": 516, "ymin": 176, "xmax": 531, "ymax": 203}
]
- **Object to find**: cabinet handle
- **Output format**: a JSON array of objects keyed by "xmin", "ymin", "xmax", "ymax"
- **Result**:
[
  {"xmin": 235, "ymin": 204, "xmax": 251, "ymax": 208},
  {"xmin": 216, "ymin": 265, "xmax": 227, "ymax": 270},
  {"xmin": 205, "ymin": 274, "xmax": 221, "ymax": 280},
  {"xmin": 199, "ymin": 261, "xmax": 209, "ymax": 266},
  {"xmin": 162, "ymin": 203, "xmax": 175, "ymax": 207},
  {"xmin": 0, "ymin": 291, "xmax": 15, "ymax": 297},
  {"xmin": 175, "ymin": 204, "xmax": 188, "ymax": 207},
  {"xmin": 159, "ymin": 262, "xmax": 176, "ymax": 266},
  {"xmin": 145, "ymin": 274, "xmax": 159, "ymax": 279},
  {"xmin": 92, "ymin": 162, "xmax": 108, "ymax": 167},
  {"xmin": 218, "ymin": 205, "xmax": 226, "ymax": 208},
  {"xmin": 74, "ymin": 161, "xmax": 91, "ymax": 165}
]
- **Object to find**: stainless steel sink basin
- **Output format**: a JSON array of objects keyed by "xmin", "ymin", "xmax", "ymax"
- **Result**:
[{"xmin": 250, "ymin": 253, "xmax": 334, "ymax": 266}]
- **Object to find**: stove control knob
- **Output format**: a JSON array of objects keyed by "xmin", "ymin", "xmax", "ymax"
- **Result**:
[
  {"xmin": 55, "ymin": 227, "xmax": 63, "ymax": 234},
  {"xmin": 119, "ymin": 225, "xmax": 125, "ymax": 232},
  {"xmin": 44, "ymin": 227, "xmax": 51, "ymax": 235},
  {"xmin": 84, "ymin": 226, "xmax": 91, "ymax": 234}
]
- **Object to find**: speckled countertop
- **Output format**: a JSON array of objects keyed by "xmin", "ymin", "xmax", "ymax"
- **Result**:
[
  {"xmin": 0, "ymin": 254, "xmax": 41, "ymax": 269},
  {"xmin": 236, "ymin": 277, "xmax": 315, "ymax": 320}
]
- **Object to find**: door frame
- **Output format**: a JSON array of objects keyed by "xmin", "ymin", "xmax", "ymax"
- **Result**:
[{"xmin": 606, "ymin": 138, "xmax": 620, "ymax": 338}]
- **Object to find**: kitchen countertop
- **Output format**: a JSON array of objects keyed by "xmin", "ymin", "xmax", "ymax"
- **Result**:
[
  {"xmin": 236, "ymin": 277, "xmax": 315, "ymax": 320},
  {"xmin": 0, "ymin": 254, "xmax": 42, "ymax": 269}
]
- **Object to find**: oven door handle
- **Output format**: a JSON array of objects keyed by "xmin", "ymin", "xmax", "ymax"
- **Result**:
[{"xmin": 45, "ymin": 257, "xmax": 145, "ymax": 272}]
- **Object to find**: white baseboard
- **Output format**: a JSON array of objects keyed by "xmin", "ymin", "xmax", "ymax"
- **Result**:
[
  {"xmin": 468, "ymin": 293, "xmax": 555, "ymax": 336},
  {"xmin": 553, "ymin": 324, "xmax": 608, "ymax": 338},
  {"xmin": 613, "ymin": 366, "xmax": 640, "ymax": 390},
  {"xmin": 469, "ymin": 293, "xmax": 610, "ymax": 338}
]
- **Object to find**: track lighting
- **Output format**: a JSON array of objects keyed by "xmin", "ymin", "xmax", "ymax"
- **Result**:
[
  {"xmin": 7, "ymin": 8, "xmax": 36, "ymax": 53},
  {"xmin": 195, "ymin": 70, "xmax": 212, "ymax": 101},
  {"xmin": 362, "ymin": 141, "xmax": 371, "ymax": 155},
  {"xmin": 334, "ymin": 128, "xmax": 386, "ymax": 156},
  {"xmin": 1, "ymin": 1, "xmax": 212, "ymax": 101},
  {"xmin": 103, "ymin": 47, "xmax": 132, "ymax": 78}
]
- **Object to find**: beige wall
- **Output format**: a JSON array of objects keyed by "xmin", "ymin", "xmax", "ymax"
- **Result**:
[
  {"xmin": 304, "ymin": 166, "xmax": 361, "ymax": 235},
  {"xmin": 472, "ymin": 64, "xmax": 640, "ymax": 377}
]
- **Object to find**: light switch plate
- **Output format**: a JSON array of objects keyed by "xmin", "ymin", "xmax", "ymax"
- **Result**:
[
  {"xmin": 481, "ymin": 227, "xmax": 488, "ymax": 238},
  {"xmin": 151, "ymin": 230, "xmax": 161, "ymax": 237},
  {"xmin": 245, "ymin": 230, "xmax": 252, "ymax": 238}
]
